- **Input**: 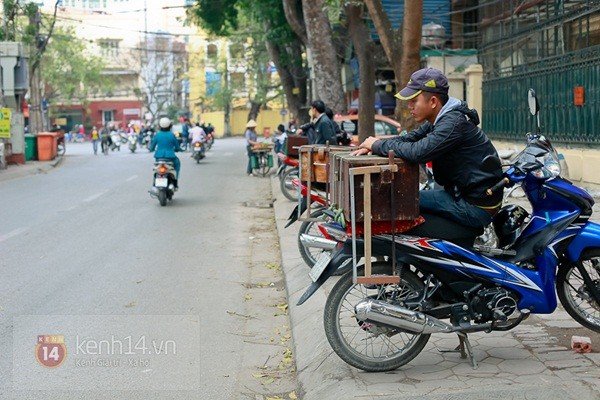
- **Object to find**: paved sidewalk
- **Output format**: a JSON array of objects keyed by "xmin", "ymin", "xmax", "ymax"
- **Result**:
[
  {"xmin": 271, "ymin": 176, "xmax": 600, "ymax": 400},
  {"xmin": 0, "ymin": 157, "xmax": 63, "ymax": 183}
]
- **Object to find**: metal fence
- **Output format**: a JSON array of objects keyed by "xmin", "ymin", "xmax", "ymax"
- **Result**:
[
  {"xmin": 479, "ymin": 1, "xmax": 600, "ymax": 145},
  {"xmin": 482, "ymin": 45, "xmax": 600, "ymax": 144}
]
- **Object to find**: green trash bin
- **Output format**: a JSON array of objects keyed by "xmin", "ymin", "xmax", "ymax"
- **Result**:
[{"xmin": 24, "ymin": 134, "xmax": 38, "ymax": 161}]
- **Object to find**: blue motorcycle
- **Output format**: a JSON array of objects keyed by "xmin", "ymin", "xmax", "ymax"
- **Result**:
[{"xmin": 298, "ymin": 89, "xmax": 600, "ymax": 372}]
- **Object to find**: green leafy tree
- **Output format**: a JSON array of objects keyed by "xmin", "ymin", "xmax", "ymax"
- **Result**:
[
  {"xmin": 1, "ymin": 0, "xmax": 61, "ymax": 132},
  {"xmin": 188, "ymin": 0, "xmax": 308, "ymax": 124},
  {"xmin": 42, "ymin": 26, "xmax": 110, "ymax": 107}
]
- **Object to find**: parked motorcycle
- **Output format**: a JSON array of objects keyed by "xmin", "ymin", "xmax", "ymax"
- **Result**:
[
  {"xmin": 277, "ymin": 154, "xmax": 300, "ymax": 201},
  {"xmin": 128, "ymin": 134, "xmax": 137, "ymax": 153},
  {"xmin": 192, "ymin": 140, "xmax": 206, "ymax": 163},
  {"xmin": 297, "ymin": 89, "xmax": 600, "ymax": 373},
  {"xmin": 285, "ymin": 179, "xmax": 355, "ymax": 276},
  {"xmin": 149, "ymin": 159, "xmax": 177, "ymax": 206}
]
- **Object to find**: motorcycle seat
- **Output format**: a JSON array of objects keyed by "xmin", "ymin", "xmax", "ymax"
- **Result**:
[{"xmin": 404, "ymin": 212, "xmax": 484, "ymax": 248}]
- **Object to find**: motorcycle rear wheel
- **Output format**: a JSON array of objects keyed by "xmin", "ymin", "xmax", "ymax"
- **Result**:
[
  {"xmin": 557, "ymin": 248, "xmax": 600, "ymax": 333},
  {"xmin": 158, "ymin": 190, "xmax": 167, "ymax": 206},
  {"xmin": 324, "ymin": 264, "xmax": 430, "ymax": 372}
]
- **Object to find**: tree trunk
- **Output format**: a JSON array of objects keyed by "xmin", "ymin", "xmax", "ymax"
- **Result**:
[
  {"xmin": 397, "ymin": 0, "xmax": 422, "ymax": 131},
  {"xmin": 364, "ymin": 0, "xmax": 422, "ymax": 132},
  {"xmin": 282, "ymin": 0, "xmax": 308, "ymax": 46},
  {"xmin": 346, "ymin": 2, "xmax": 375, "ymax": 144},
  {"xmin": 248, "ymin": 101, "xmax": 261, "ymax": 122},
  {"xmin": 363, "ymin": 0, "xmax": 402, "ymax": 124},
  {"xmin": 301, "ymin": 0, "xmax": 345, "ymax": 114},
  {"xmin": 263, "ymin": 26, "xmax": 306, "ymax": 126},
  {"xmin": 29, "ymin": 65, "xmax": 44, "ymax": 134}
]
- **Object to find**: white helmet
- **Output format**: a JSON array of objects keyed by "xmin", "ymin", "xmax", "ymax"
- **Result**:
[{"xmin": 158, "ymin": 117, "xmax": 172, "ymax": 129}]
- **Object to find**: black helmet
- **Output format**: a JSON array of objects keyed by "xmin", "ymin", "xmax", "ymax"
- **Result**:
[{"xmin": 492, "ymin": 205, "xmax": 529, "ymax": 248}]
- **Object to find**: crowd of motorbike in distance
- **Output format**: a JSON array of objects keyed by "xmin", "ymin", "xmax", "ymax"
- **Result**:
[
  {"xmin": 280, "ymin": 90, "xmax": 600, "ymax": 374},
  {"xmin": 148, "ymin": 130, "xmax": 215, "ymax": 207},
  {"xmin": 100, "ymin": 129, "xmax": 152, "ymax": 155}
]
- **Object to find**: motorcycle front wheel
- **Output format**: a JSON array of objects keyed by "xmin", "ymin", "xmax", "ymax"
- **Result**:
[
  {"xmin": 557, "ymin": 248, "xmax": 600, "ymax": 333},
  {"xmin": 280, "ymin": 168, "xmax": 299, "ymax": 201},
  {"xmin": 324, "ymin": 264, "xmax": 430, "ymax": 372}
]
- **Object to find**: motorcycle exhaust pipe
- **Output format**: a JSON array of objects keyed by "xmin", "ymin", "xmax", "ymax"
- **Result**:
[
  {"xmin": 299, "ymin": 234, "xmax": 338, "ymax": 250},
  {"xmin": 354, "ymin": 299, "xmax": 453, "ymax": 335}
]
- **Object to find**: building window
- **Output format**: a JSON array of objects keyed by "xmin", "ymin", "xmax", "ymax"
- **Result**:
[
  {"xmin": 229, "ymin": 43, "xmax": 244, "ymax": 61},
  {"xmin": 229, "ymin": 72, "xmax": 244, "ymax": 90},
  {"xmin": 207, "ymin": 44, "xmax": 218, "ymax": 65},
  {"xmin": 98, "ymin": 40, "xmax": 120, "ymax": 57},
  {"xmin": 102, "ymin": 110, "xmax": 114, "ymax": 125}
]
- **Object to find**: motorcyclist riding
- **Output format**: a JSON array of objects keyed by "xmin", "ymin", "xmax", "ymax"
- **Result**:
[
  {"xmin": 150, "ymin": 117, "xmax": 181, "ymax": 187},
  {"xmin": 99, "ymin": 124, "xmax": 111, "ymax": 154}
]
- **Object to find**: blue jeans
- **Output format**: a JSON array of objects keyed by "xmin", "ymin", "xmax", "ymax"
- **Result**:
[{"xmin": 419, "ymin": 189, "xmax": 492, "ymax": 229}]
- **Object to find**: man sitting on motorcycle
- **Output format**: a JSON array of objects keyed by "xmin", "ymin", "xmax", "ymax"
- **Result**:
[
  {"xmin": 352, "ymin": 67, "xmax": 503, "ymax": 230},
  {"xmin": 150, "ymin": 117, "xmax": 181, "ymax": 186},
  {"xmin": 189, "ymin": 123, "xmax": 206, "ymax": 157}
]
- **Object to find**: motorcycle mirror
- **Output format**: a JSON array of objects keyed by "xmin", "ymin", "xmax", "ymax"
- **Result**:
[
  {"xmin": 528, "ymin": 88, "xmax": 541, "ymax": 134},
  {"xmin": 528, "ymin": 89, "xmax": 539, "ymax": 116},
  {"xmin": 481, "ymin": 154, "xmax": 502, "ymax": 172}
]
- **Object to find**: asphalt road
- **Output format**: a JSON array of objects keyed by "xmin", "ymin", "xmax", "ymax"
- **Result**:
[{"xmin": 0, "ymin": 139, "xmax": 297, "ymax": 399}]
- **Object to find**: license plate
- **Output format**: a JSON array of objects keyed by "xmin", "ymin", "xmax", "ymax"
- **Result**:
[
  {"xmin": 155, "ymin": 177, "xmax": 168, "ymax": 187},
  {"xmin": 309, "ymin": 252, "xmax": 332, "ymax": 282},
  {"xmin": 194, "ymin": 147, "xmax": 202, "ymax": 151}
]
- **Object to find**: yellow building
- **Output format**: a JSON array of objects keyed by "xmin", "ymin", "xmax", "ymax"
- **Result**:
[{"xmin": 186, "ymin": 28, "xmax": 288, "ymax": 137}]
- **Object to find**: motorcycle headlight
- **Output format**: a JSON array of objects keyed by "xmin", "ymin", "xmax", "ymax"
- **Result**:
[{"xmin": 532, "ymin": 150, "xmax": 561, "ymax": 178}]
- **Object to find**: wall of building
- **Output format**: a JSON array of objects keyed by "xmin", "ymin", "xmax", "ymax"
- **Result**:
[
  {"xmin": 87, "ymin": 100, "xmax": 143, "ymax": 128},
  {"xmin": 195, "ymin": 110, "xmax": 289, "ymax": 138}
]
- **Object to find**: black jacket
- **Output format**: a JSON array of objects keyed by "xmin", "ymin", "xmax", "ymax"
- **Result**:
[
  {"xmin": 372, "ymin": 99, "xmax": 503, "ymax": 207},
  {"xmin": 311, "ymin": 114, "xmax": 336, "ymax": 145}
]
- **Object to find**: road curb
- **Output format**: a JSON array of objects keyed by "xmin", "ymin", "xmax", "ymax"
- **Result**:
[{"xmin": 0, "ymin": 155, "xmax": 64, "ymax": 183}]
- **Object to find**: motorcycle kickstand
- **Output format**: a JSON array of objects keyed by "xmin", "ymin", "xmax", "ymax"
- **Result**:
[{"xmin": 439, "ymin": 332, "xmax": 478, "ymax": 370}]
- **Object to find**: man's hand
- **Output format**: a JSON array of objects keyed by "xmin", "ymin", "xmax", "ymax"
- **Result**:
[
  {"xmin": 349, "ymin": 136, "xmax": 380, "ymax": 156},
  {"xmin": 349, "ymin": 147, "xmax": 370, "ymax": 156},
  {"xmin": 359, "ymin": 136, "xmax": 379, "ymax": 150}
]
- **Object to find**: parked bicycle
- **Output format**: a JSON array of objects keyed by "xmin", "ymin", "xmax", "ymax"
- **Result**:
[{"xmin": 250, "ymin": 144, "xmax": 274, "ymax": 177}]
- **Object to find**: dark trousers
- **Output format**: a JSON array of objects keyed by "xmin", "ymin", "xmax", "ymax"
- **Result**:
[{"xmin": 419, "ymin": 189, "xmax": 492, "ymax": 229}]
